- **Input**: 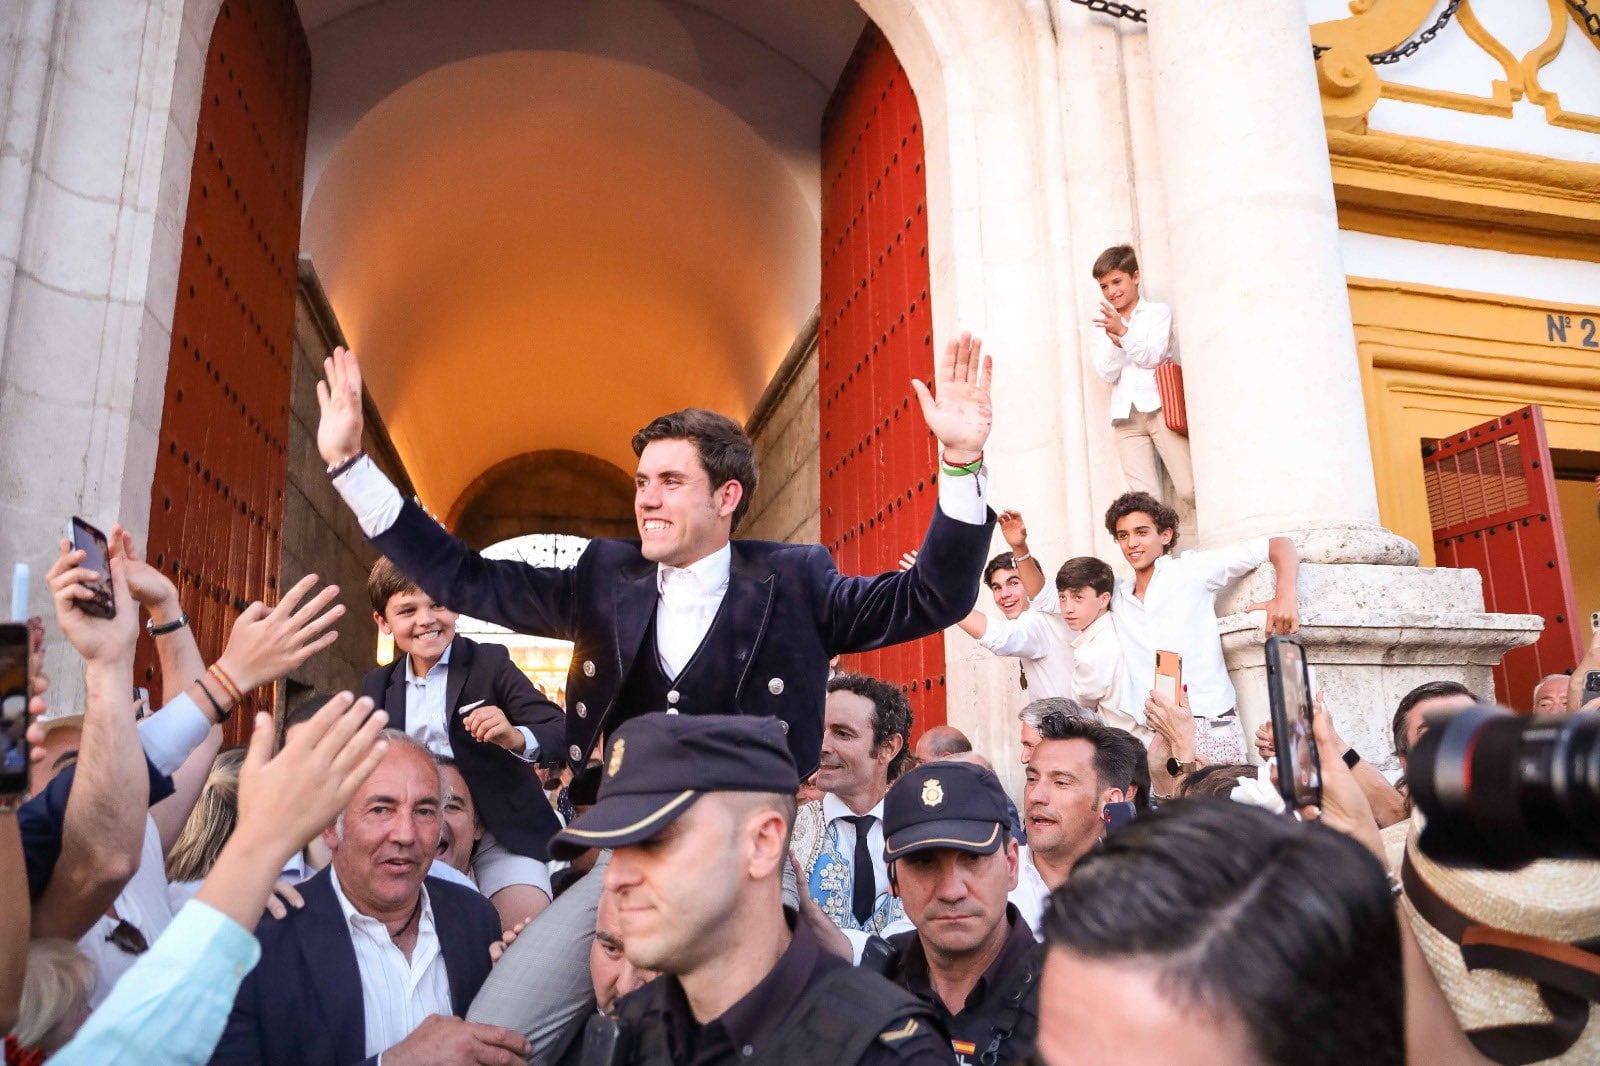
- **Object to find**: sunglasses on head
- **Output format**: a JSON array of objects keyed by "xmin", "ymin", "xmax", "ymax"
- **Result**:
[{"xmin": 105, "ymin": 918, "xmax": 148, "ymax": 955}]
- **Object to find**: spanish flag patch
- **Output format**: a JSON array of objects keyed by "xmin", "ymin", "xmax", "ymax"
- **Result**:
[{"xmin": 952, "ymin": 1040, "xmax": 977, "ymax": 1055}]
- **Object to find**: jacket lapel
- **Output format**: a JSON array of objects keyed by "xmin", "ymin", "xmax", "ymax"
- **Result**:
[
  {"xmin": 295, "ymin": 869, "xmax": 367, "ymax": 1064},
  {"xmin": 444, "ymin": 635, "xmax": 472, "ymax": 717},
  {"xmin": 724, "ymin": 547, "xmax": 776, "ymax": 702},
  {"xmin": 432, "ymin": 884, "xmax": 483, "ymax": 1015},
  {"xmin": 611, "ymin": 556, "xmax": 659, "ymax": 684},
  {"xmin": 385, "ymin": 658, "xmax": 409, "ymax": 733}
]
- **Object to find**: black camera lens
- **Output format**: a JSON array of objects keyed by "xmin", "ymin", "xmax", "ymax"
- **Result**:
[{"xmin": 1410, "ymin": 704, "xmax": 1600, "ymax": 869}]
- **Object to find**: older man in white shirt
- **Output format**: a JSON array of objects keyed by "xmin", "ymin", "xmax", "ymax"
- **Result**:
[{"xmin": 211, "ymin": 732, "xmax": 514, "ymax": 1066}]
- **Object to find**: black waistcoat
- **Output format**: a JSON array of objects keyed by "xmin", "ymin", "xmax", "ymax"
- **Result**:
[{"xmin": 610, "ymin": 603, "xmax": 743, "ymax": 726}]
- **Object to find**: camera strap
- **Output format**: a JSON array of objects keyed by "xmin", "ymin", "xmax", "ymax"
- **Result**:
[{"xmin": 1402, "ymin": 853, "xmax": 1600, "ymax": 1064}]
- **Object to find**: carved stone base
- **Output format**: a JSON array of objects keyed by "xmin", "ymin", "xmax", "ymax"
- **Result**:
[{"xmin": 1217, "ymin": 561, "xmax": 1542, "ymax": 774}]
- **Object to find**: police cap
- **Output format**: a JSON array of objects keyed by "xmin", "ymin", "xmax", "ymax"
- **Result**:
[
  {"xmin": 549, "ymin": 713, "xmax": 799, "ymax": 859},
  {"xmin": 882, "ymin": 760, "xmax": 1010, "ymax": 861}
]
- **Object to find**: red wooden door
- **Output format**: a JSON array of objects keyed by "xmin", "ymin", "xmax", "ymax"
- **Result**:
[
  {"xmin": 820, "ymin": 25, "xmax": 945, "ymax": 736},
  {"xmin": 139, "ymin": 0, "xmax": 310, "ymax": 742},
  {"xmin": 1422, "ymin": 405, "xmax": 1580, "ymax": 707}
]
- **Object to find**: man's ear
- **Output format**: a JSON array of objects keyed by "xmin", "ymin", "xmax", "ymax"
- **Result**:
[
  {"xmin": 321, "ymin": 823, "xmax": 341, "ymax": 853},
  {"xmin": 1159, "ymin": 527, "xmax": 1175, "ymax": 549},
  {"xmin": 1004, "ymin": 838, "xmax": 1020, "ymax": 892},
  {"xmin": 1103, "ymin": 787, "xmax": 1126, "ymax": 807},
  {"xmin": 1096, "ymin": 591, "xmax": 1111, "ymax": 612},
  {"xmin": 878, "ymin": 733, "xmax": 904, "ymax": 769},
  {"xmin": 374, "ymin": 610, "xmax": 392, "ymax": 636},
  {"xmin": 715, "ymin": 479, "xmax": 743, "ymax": 521},
  {"xmin": 746, "ymin": 807, "xmax": 789, "ymax": 881}
]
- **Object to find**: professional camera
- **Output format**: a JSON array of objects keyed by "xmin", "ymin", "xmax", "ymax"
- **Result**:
[{"xmin": 1409, "ymin": 703, "xmax": 1600, "ymax": 869}]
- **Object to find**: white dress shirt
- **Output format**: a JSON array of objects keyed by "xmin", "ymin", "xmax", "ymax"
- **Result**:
[
  {"xmin": 820, "ymin": 792, "xmax": 914, "ymax": 961},
  {"xmin": 1010, "ymin": 846, "xmax": 1049, "ymax": 940},
  {"xmin": 1069, "ymin": 610, "xmax": 1147, "ymax": 739},
  {"xmin": 1090, "ymin": 299, "xmax": 1174, "ymax": 421},
  {"xmin": 976, "ymin": 586, "xmax": 1076, "ymax": 699},
  {"xmin": 1112, "ymin": 538, "xmax": 1270, "ymax": 718},
  {"xmin": 81, "ymin": 818, "xmax": 176, "ymax": 1007},
  {"xmin": 329, "ymin": 866, "xmax": 452, "ymax": 1060},
  {"xmin": 334, "ymin": 455, "xmax": 990, "ymax": 674},
  {"xmin": 403, "ymin": 645, "xmax": 539, "ymax": 762}
]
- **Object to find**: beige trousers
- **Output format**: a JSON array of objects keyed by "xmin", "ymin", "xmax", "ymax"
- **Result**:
[{"xmin": 1113, "ymin": 407, "xmax": 1195, "ymax": 508}]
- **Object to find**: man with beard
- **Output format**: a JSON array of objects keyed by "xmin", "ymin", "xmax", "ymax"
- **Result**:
[{"xmin": 1013, "ymin": 712, "xmax": 1137, "ymax": 933}]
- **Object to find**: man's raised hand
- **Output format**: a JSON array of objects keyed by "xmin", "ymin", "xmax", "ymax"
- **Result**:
[
  {"xmin": 315, "ymin": 345, "xmax": 365, "ymax": 467},
  {"xmin": 214, "ymin": 574, "xmax": 345, "ymax": 692},
  {"xmin": 912, "ymin": 332, "xmax": 993, "ymax": 465}
]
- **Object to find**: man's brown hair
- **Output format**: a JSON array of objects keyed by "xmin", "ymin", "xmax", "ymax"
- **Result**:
[
  {"xmin": 1092, "ymin": 244, "xmax": 1139, "ymax": 280},
  {"xmin": 631, "ymin": 409, "xmax": 759, "ymax": 533},
  {"xmin": 1104, "ymin": 491, "xmax": 1181, "ymax": 556},
  {"xmin": 367, "ymin": 556, "xmax": 421, "ymax": 616}
]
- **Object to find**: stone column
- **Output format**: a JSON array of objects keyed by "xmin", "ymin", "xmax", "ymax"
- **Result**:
[{"xmin": 1143, "ymin": 0, "xmax": 1539, "ymax": 766}]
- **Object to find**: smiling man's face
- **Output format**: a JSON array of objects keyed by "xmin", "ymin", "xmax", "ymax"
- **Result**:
[
  {"xmin": 1112, "ymin": 511, "xmax": 1172, "ymax": 575},
  {"xmin": 376, "ymin": 589, "xmax": 457, "ymax": 668},
  {"xmin": 634, "ymin": 438, "xmax": 739, "ymax": 567},
  {"xmin": 326, "ymin": 743, "xmax": 442, "ymax": 917}
]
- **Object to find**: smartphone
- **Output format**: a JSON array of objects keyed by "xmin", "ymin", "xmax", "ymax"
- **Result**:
[
  {"xmin": 1584, "ymin": 670, "xmax": 1600, "ymax": 709},
  {"xmin": 65, "ymin": 517, "xmax": 115, "ymax": 619},
  {"xmin": 1591, "ymin": 610, "xmax": 1600, "ymax": 634},
  {"xmin": 0, "ymin": 623, "xmax": 31, "ymax": 796},
  {"xmin": 1102, "ymin": 800, "xmax": 1137, "ymax": 835},
  {"xmin": 1154, "ymin": 650, "xmax": 1182, "ymax": 702},
  {"xmin": 1265, "ymin": 634, "xmax": 1320, "ymax": 810}
]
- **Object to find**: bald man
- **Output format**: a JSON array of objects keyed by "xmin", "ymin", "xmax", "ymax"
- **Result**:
[{"xmin": 913, "ymin": 725, "xmax": 971, "ymax": 764}]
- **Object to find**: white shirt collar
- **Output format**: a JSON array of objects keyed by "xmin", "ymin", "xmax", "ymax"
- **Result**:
[
  {"xmin": 329, "ymin": 864, "xmax": 436, "ymax": 939},
  {"xmin": 655, "ymin": 542, "xmax": 733, "ymax": 596},
  {"xmin": 403, "ymin": 642, "xmax": 452, "ymax": 685},
  {"xmin": 822, "ymin": 790, "xmax": 887, "ymax": 823}
]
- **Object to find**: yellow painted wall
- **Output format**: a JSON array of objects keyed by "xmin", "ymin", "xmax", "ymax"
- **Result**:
[
  {"xmin": 1351, "ymin": 279, "xmax": 1600, "ymax": 567},
  {"xmin": 1557, "ymin": 476, "xmax": 1600, "ymax": 647}
]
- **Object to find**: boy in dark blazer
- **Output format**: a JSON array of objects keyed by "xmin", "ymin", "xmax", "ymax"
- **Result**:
[{"xmin": 361, "ymin": 557, "xmax": 564, "ymax": 928}]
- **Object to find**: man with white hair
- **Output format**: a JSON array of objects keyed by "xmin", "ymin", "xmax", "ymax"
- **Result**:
[
  {"xmin": 212, "ymin": 731, "xmax": 525, "ymax": 1065},
  {"xmin": 1532, "ymin": 673, "xmax": 1569, "ymax": 714}
]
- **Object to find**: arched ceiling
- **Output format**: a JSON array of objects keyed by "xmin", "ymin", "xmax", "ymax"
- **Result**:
[{"xmin": 296, "ymin": 1, "xmax": 866, "ymax": 516}]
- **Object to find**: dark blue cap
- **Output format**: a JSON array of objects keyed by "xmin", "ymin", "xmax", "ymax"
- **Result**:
[
  {"xmin": 549, "ymin": 713, "xmax": 799, "ymax": 860},
  {"xmin": 883, "ymin": 760, "xmax": 1011, "ymax": 861}
]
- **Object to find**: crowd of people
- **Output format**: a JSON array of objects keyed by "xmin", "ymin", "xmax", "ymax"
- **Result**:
[{"xmin": 2, "ymin": 250, "xmax": 1594, "ymax": 1065}]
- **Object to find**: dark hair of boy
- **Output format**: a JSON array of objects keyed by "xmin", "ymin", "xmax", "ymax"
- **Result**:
[
  {"xmin": 826, "ymin": 672, "xmax": 916, "ymax": 782},
  {"xmin": 1177, "ymin": 763, "xmax": 1257, "ymax": 800},
  {"xmin": 1044, "ymin": 802, "xmax": 1402, "ymax": 1066},
  {"xmin": 1091, "ymin": 244, "xmax": 1139, "ymax": 281},
  {"xmin": 1103, "ymin": 491, "xmax": 1181, "ymax": 556},
  {"xmin": 983, "ymin": 551, "xmax": 1017, "ymax": 587},
  {"xmin": 631, "ymin": 408, "xmax": 760, "ymax": 533},
  {"xmin": 1055, "ymin": 556, "xmax": 1114, "ymax": 598},
  {"xmin": 367, "ymin": 555, "xmax": 422, "ymax": 616}
]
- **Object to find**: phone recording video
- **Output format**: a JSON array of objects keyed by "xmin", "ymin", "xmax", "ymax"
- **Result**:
[
  {"xmin": 0, "ymin": 623, "xmax": 31, "ymax": 796},
  {"xmin": 65, "ymin": 516, "xmax": 115, "ymax": 620},
  {"xmin": 1265, "ymin": 635, "xmax": 1319, "ymax": 810}
]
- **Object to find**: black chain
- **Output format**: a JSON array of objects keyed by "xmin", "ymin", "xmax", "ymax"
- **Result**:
[
  {"xmin": 1312, "ymin": 0, "xmax": 1461, "ymax": 63},
  {"xmin": 1571, "ymin": 0, "xmax": 1600, "ymax": 39},
  {"xmin": 1066, "ymin": 0, "xmax": 1147, "ymax": 24}
]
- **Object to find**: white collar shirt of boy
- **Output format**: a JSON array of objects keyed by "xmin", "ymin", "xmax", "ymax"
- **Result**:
[
  {"xmin": 1111, "ymin": 538, "xmax": 1270, "ymax": 718},
  {"xmin": 403, "ymin": 642, "xmax": 455, "ymax": 757},
  {"xmin": 1089, "ymin": 299, "xmax": 1174, "ymax": 420},
  {"xmin": 1069, "ymin": 610, "xmax": 1144, "ymax": 737},
  {"xmin": 975, "ymin": 586, "xmax": 1076, "ymax": 700}
]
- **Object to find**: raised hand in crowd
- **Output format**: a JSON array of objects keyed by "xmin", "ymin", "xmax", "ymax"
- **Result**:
[
  {"xmin": 1243, "ymin": 537, "xmax": 1301, "ymax": 636},
  {"xmin": 1092, "ymin": 299, "xmax": 1127, "ymax": 340},
  {"xmin": 1256, "ymin": 699, "xmax": 1407, "ymax": 828},
  {"xmin": 315, "ymin": 345, "xmax": 365, "ymax": 467},
  {"xmin": 896, "ymin": 550, "xmax": 918, "ymax": 572},
  {"xmin": 109, "ymin": 525, "xmax": 204, "ymax": 701},
  {"xmin": 911, "ymin": 331, "xmax": 993, "ymax": 465},
  {"xmin": 48, "ymin": 541, "xmax": 138, "ymax": 665},
  {"xmin": 214, "ymin": 573, "xmax": 344, "ymax": 694},
  {"xmin": 1144, "ymin": 687, "xmax": 1200, "ymax": 797},
  {"xmin": 998, "ymin": 508, "xmax": 1046, "ymax": 595},
  {"xmin": 1294, "ymin": 695, "xmax": 1384, "ymax": 863}
]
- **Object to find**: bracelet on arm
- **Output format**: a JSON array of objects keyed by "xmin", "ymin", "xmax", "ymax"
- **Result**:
[
  {"xmin": 939, "ymin": 451, "xmax": 984, "ymax": 477},
  {"xmin": 195, "ymin": 675, "xmax": 233, "ymax": 724},
  {"xmin": 146, "ymin": 612, "xmax": 190, "ymax": 638},
  {"xmin": 326, "ymin": 450, "xmax": 366, "ymax": 479},
  {"xmin": 1012, "ymin": 551, "xmax": 1032, "ymax": 564},
  {"xmin": 208, "ymin": 662, "xmax": 244, "ymax": 705}
]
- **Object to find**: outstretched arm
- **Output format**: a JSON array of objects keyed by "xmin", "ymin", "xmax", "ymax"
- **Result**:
[{"xmin": 317, "ymin": 345, "xmax": 578, "ymax": 638}]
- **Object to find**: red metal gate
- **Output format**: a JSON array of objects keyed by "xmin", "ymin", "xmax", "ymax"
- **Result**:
[
  {"xmin": 1422, "ymin": 405, "xmax": 1580, "ymax": 707},
  {"xmin": 139, "ymin": 0, "xmax": 310, "ymax": 742},
  {"xmin": 820, "ymin": 25, "xmax": 945, "ymax": 735}
]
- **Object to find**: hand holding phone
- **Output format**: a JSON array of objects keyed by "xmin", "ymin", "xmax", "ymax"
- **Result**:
[
  {"xmin": 0, "ymin": 623, "xmax": 32, "ymax": 796},
  {"xmin": 47, "ymin": 539, "xmax": 136, "ymax": 663},
  {"xmin": 1154, "ymin": 650, "xmax": 1183, "ymax": 703},
  {"xmin": 63, "ymin": 517, "xmax": 115, "ymax": 619},
  {"xmin": 1102, "ymin": 800, "xmax": 1137, "ymax": 835},
  {"xmin": 1265, "ymin": 635, "xmax": 1320, "ymax": 810}
]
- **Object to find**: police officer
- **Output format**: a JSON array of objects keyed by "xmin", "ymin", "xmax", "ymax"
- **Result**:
[
  {"xmin": 550, "ymin": 713, "xmax": 954, "ymax": 1065},
  {"xmin": 874, "ymin": 761, "xmax": 1043, "ymax": 1065}
]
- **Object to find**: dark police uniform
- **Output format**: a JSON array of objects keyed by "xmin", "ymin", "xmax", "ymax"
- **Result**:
[
  {"xmin": 549, "ymin": 714, "xmax": 955, "ymax": 1066},
  {"xmin": 873, "ymin": 762, "xmax": 1044, "ymax": 1065}
]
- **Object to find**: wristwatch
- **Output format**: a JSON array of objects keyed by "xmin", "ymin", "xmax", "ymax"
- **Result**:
[
  {"xmin": 1166, "ymin": 756, "xmax": 1201, "ymax": 777},
  {"xmin": 146, "ymin": 612, "xmax": 190, "ymax": 638}
]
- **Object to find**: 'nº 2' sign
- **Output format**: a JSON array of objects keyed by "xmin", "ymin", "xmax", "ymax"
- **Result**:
[{"xmin": 1547, "ymin": 313, "xmax": 1600, "ymax": 349}]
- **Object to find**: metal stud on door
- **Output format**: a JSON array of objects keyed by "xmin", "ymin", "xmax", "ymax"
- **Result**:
[
  {"xmin": 821, "ymin": 26, "xmax": 946, "ymax": 737},
  {"xmin": 140, "ymin": 0, "xmax": 310, "ymax": 743}
]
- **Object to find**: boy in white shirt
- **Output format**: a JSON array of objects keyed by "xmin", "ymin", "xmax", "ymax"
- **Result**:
[
  {"xmin": 1104, "ymin": 492, "xmax": 1300, "ymax": 767},
  {"xmin": 1055, "ymin": 555, "xmax": 1147, "ymax": 744},
  {"xmin": 1090, "ymin": 244, "xmax": 1193, "ymax": 512}
]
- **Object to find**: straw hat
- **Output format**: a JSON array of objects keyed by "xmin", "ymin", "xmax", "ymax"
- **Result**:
[{"xmin": 1401, "ymin": 816, "xmax": 1600, "ymax": 1064}]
